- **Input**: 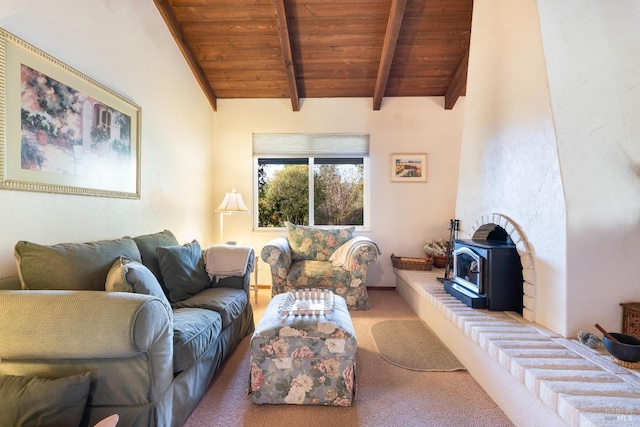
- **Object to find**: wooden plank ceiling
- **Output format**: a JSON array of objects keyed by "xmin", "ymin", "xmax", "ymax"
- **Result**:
[{"xmin": 154, "ymin": 0, "xmax": 473, "ymax": 111}]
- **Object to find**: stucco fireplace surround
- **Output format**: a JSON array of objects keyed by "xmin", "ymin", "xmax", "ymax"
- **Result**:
[{"xmin": 395, "ymin": 214, "xmax": 640, "ymax": 426}]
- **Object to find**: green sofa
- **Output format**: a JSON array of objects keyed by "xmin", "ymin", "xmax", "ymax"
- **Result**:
[{"xmin": 0, "ymin": 230, "xmax": 255, "ymax": 427}]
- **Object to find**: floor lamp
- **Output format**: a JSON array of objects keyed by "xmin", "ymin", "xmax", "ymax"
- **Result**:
[{"xmin": 215, "ymin": 189, "xmax": 249, "ymax": 244}]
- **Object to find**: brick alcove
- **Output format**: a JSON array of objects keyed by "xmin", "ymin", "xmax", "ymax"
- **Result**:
[{"xmin": 467, "ymin": 213, "xmax": 536, "ymax": 322}]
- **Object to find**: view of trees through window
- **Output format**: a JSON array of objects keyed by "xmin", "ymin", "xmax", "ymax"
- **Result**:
[{"xmin": 258, "ymin": 158, "xmax": 364, "ymax": 227}]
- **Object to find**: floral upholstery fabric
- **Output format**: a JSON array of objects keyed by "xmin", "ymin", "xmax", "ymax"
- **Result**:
[
  {"xmin": 286, "ymin": 261, "xmax": 350, "ymax": 290},
  {"xmin": 250, "ymin": 293, "xmax": 356, "ymax": 406},
  {"xmin": 261, "ymin": 234, "xmax": 379, "ymax": 310},
  {"xmin": 285, "ymin": 222, "xmax": 354, "ymax": 261}
]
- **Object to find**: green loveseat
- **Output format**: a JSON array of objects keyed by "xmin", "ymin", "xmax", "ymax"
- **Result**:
[{"xmin": 0, "ymin": 230, "xmax": 255, "ymax": 427}]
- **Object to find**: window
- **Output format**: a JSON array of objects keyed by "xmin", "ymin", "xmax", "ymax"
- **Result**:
[
  {"xmin": 92, "ymin": 103, "xmax": 112, "ymax": 139},
  {"xmin": 253, "ymin": 134, "xmax": 369, "ymax": 229}
]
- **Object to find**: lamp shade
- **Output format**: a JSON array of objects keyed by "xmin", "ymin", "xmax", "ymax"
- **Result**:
[{"xmin": 216, "ymin": 190, "xmax": 249, "ymax": 213}]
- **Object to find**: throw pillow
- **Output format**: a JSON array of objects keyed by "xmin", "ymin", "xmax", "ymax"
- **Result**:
[
  {"xmin": 132, "ymin": 230, "xmax": 179, "ymax": 292},
  {"xmin": 14, "ymin": 237, "xmax": 141, "ymax": 291},
  {"xmin": 0, "ymin": 372, "xmax": 91, "ymax": 427},
  {"xmin": 105, "ymin": 256, "xmax": 173, "ymax": 319},
  {"xmin": 285, "ymin": 222, "xmax": 355, "ymax": 261},
  {"xmin": 156, "ymin": 240, "xmax": 210, "ymax": 303}
]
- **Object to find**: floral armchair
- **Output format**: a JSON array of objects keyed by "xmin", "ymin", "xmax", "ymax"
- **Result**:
[{"xmin": 260, "ymin": 222, "xmax": 380, "ymax": 310}]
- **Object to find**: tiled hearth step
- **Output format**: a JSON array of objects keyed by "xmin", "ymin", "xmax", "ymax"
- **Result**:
[{"xmin": 395, "ymin": 269, "xmax": 640, "ymax": 427}]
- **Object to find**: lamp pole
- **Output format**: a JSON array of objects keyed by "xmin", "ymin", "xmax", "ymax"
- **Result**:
[
  {"xmin": 219, "ymin": 211, "xmax": 231, "ymax": 244},
  {"xmin": 216, "ymin": 189, "xmax": 249, "ymax": 244}
]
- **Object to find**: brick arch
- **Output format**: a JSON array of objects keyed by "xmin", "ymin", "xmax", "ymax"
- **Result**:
[{"xmin": 467, "ymin": 214, "xmax": 536, "ymax": 322}]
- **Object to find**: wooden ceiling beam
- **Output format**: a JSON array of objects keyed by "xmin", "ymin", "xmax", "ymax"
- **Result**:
[
  {"xmin": 444, "ymin": 49, "xmax": 469, "ymax": 110},
  {"xmin": 273, "ymin": 0, "xmax": 300, "ymax": 111},
  {"xmin": 153, "ymin": 0, "xmax": 218, "ymax": 111},
  {"xmin": 372, "ymin": 0, "xmax": 407, "ymax": 110}
]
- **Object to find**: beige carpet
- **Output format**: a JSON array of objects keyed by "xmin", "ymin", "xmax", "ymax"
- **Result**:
[
  {"xmin": 371, "ymin": 320, "xmax": 465, "ymax": 371},
  {"xmin": 183, "ymin": 289, "xmax": 513, "ymax": 427}
]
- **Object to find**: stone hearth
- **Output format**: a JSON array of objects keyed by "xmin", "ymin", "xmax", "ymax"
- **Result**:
[{"xmin": 395, "ymin": 269, "xmax": 640, "ymax": 427}]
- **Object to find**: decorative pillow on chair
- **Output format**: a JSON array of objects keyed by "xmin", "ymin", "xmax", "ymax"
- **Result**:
[
  {"xmin": 285, "ymin": 222, "xmax": 355, "ymax": 261},
  {"xmin": 0, "ymin": 372, "xmax": 91, "ymax": 427},
  {"xmin": 156, "ymin": 240, "xmax": 211, "ymax": 303},
  {"xmin": 105, "ymin": 256, "xmax": 173, "ymax": 319}
]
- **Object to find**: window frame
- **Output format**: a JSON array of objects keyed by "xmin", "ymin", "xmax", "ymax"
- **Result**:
[{"xmin": 253, "ymin": 155, "xmax": 370, "ymax": 231}]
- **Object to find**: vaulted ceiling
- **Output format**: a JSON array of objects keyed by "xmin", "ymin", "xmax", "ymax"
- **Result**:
[{"xmin": 153, "ymin": 0, "xmax": 473, "ymax": 111}]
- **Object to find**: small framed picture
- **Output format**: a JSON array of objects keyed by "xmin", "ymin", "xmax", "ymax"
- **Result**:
[{"xmin": 390, "ymin": 153, "xmax": 427, "ymax": 183}]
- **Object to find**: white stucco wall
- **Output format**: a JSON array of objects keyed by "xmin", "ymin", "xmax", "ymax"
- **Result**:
[
  {"xmin": 456, "ymin": 0, "xmax": 568, "ymax": 334},
  {"xmin": 0, "ymin": 1, "xmax": 216, "ymax": 278},
  {"xmin": 0, "ymin": 2, "xmax": 466, "ymax": 292},
  {"xmin": 538, "ymin": 0, "xmax": 640, "ymax": 336},
  {"xmin": 212, "ymin": 97, "xmax": 465, "ymax": 287}
]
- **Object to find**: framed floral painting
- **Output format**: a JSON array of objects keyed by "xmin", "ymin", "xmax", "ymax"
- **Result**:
[
  {"xmin": 390, "ymin": 153, "xmax": 427, "ymax": 183},
  {"xmin": 0, "ymin": 28, "xmax": 141, "ymax": 198}
]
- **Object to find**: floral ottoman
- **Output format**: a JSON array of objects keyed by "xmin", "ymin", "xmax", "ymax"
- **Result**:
[{"xmin": 249, "ymin": 293, "xmax": 357, "ymax": 406}]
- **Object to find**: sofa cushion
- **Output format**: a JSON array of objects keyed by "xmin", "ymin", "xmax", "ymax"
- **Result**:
[
  {"xmin": 287, "ymin": 260, "xmax": 351, "ymax": 289},
  {"xmin": 0, "ymin": 276, "xmax": 20, "ymax": 290},
  {"xmin": 285, "ymin": 222, "xmax": 355, "ymax": 261},
  {"xmin": 171, "ymin": 287, "xmax": 248, "ymax": 329},
  {"xmin": 132, "ymin": 230, "xmax": 179, "ymax": 293},
  {"xmin": 105, "ymin": 256, "xmax": 173, "ymax": 320},
  {"xmin": 172, "ymin": 307, "xmax": 223, "ymax": 373},
  {"xmin": 14, "ymin": 237, "xmax": 141, "ymax": 291},
  {"xmin": 156, "ymin": 240, "xmax": 211, "ymax": 303},
  {"xmin": 0, "ymin": 372, "xmax": 91, "ymax": 427}
]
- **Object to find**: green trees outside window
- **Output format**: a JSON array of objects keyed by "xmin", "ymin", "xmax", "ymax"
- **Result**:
[{"xmin": 258, "ymin": 158, "xmax": 364, "ymax": 228}]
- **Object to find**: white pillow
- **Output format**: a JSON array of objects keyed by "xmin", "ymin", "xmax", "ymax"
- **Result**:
[
  {"xmin": 105, "ymin": 256, "xmax": 134, "ymax": 293},
  {"xmin": 105, "ymin": 256, "xmax": 172, "ymax": 312}
]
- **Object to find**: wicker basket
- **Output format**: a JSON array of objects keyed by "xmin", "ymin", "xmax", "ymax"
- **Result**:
[
  {"xmin": 391, "ymin": 254, "xmax": 433, "ymax": 271},
  {"xmin": 433, "ymin": 256, "xmax": 447, "ymax": 268}
]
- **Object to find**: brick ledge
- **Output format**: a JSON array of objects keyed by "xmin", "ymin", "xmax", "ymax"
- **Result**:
[{"xmin": 394, "ymin": 269, "xmax": 640, "ymax": 427}]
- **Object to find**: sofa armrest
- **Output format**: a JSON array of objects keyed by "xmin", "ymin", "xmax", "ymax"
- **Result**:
[
  {"xmin": 260, "ymin": 237, "xmax": 292, "ymax": 290},
  {"xmin": 344, "ymin": 242, "xmax": 379, "ymax": 300},
  {"xmin": 261, "ymin": 237, "xmax": 292, "ymax": 270},
  {"xmin": 0, "ymin": 290, "xmax": 172, "ymax": 359},
  {"xmin": 216, "ymin": 250, "xmax": 254, "ymax": 295},
  {"xmin": 0, "ymin": 290, "xmax": 174, "ymax": 406},
  {"xmin": 347, "ymin": 241, "xmax": 380, "ymax": 269}
]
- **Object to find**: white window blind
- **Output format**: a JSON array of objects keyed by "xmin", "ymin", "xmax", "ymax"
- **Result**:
[{"xmin": 253, "ymin": 133, "xmax": 369, "ymax": 157}]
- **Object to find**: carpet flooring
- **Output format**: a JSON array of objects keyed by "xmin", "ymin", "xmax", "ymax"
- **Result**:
[
  {"xmin": 371, "ymin": 319, "xmax": 465, "ymax": 371},
  {"xmin": 183, "ymin": 289, "xmax": 513, "ymax": 427}
]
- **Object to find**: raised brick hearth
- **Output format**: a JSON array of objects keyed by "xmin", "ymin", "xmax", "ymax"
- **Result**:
[{"xmin": 394, "ymin": 269, "xmax": 640, "ymax": 427}]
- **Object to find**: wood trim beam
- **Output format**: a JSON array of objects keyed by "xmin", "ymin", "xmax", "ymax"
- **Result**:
[
  {"xmin": 273, "ymin": 0, "xmax": 300, "ymax": 111},
  {"xmin": 444, "ymin": 50, "xmax": 469, "ymax": 110},
  {"xmin": 372, "ymin": 0, "xmax": 407, "ymax": 111},
  {"xmin": 153, "ymin": 0, "xmax": 218, "ymax": 111}
]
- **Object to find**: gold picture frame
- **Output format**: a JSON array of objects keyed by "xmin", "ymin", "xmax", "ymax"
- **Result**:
[
  {"xmin": 0, "ymin": 28, "xmax": 141, "ymax": 199},
  {"xmin": 390, "ymin": 153, "xmax": 427, "ymax": 183}
]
